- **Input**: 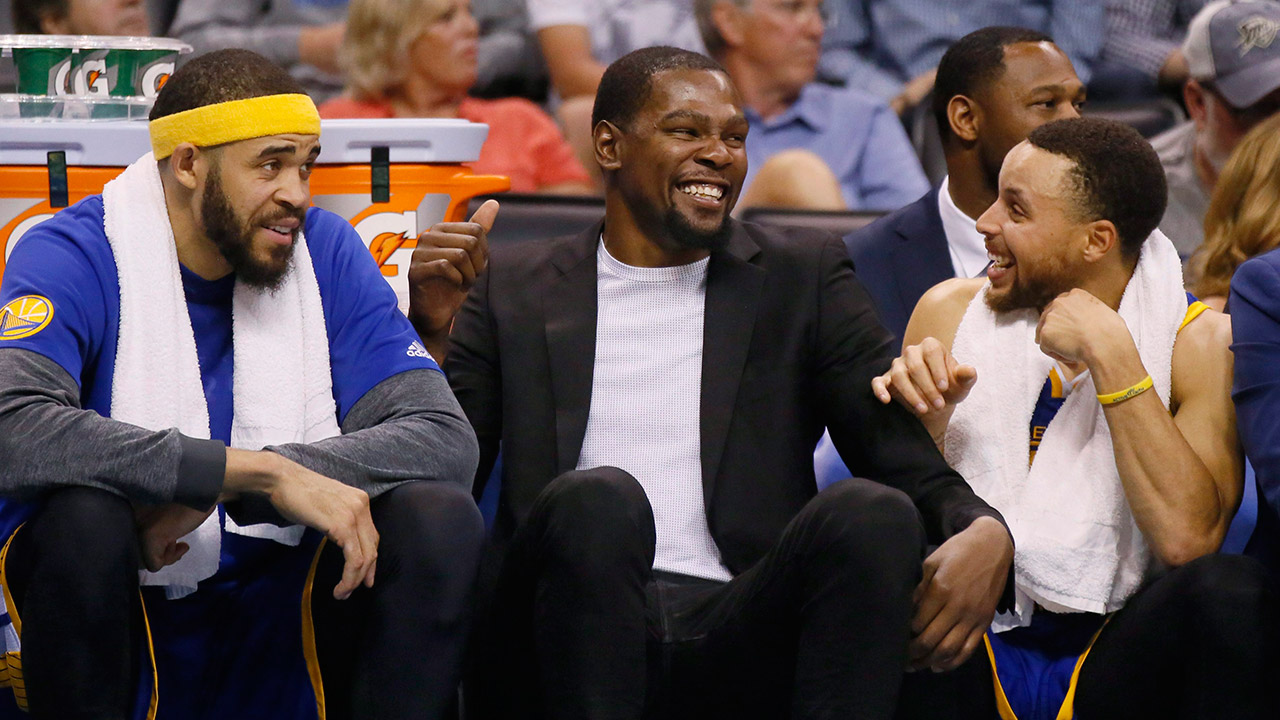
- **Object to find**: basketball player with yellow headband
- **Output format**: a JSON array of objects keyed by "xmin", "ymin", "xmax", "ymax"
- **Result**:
[
  {"xmin": 874, "ymin": 117, "xmax": 1278, "ymax": 719},
  {"xmin": 0, "ymin": 49, "xmax": 482, "ymax": 720}
]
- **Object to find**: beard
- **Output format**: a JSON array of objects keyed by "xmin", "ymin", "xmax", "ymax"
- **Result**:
[
  {"xmin": 201, "ymin": 166, "xmax": 302, "ymax": 291},
  {"xmin": 662, "ymin": 205, "xmax": 732, "ymax": 253},
  {"xmin": 983, "ymin": 256, "xmax": 1075, "ymax": 313}
]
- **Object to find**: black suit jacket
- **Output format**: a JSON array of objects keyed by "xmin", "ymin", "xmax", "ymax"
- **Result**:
[
  {"xmin": 445, "ymin": 219, "xmax": 1001, "ymax": 573},
  {"xmin": 844, "ymin": 187, "xmax": 955, "ymax": 342}
]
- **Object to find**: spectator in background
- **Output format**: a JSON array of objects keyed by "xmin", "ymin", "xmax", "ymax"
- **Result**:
[
  {"xmin": 168, "ymin": 0, "xmax": 346, "ymax": 102},
  {"xmin": 12, "ymin": 0, "xmax": 150, "ymax": 35},
  {"xmin": 1151, "ymin": 0, "xmax": 1280, "ymax": 260},
  {"xmin": 530, "ymin": 0, "xmax": 706, "ymax": 182},
  {"xmin": 819, "ymin": 0, "xmax": 1102, "ymax": 116},
  {"xmin": 845, "ymin": 27, "xmax": 1084, "ymax": 340},
  {"xmin": 1093, "ymin": 0, "xmax": 1207, "ymax": 101},
  {"xmin": 319, "ymin": 0, "xmax": 592, "ymax": 195},
  {"xmin": 169, "ymin": 0, "xmax": 535, "ymax": 104},
  {"xmin": 694, "ymin": 0, "xmax": 928, "ymax": 211},
  {"xmin": 1189, "ymin": 113, "xmax": 1280, "ymax": 310},
  {"xmin": 1228, "ymin": 130, "xmax": 1280, "ymax": 574}
]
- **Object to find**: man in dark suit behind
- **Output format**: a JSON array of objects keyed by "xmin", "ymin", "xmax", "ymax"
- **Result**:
[
  {"xmin": 845, "ymin": 27, "xmax": 1086, "ymax": 341},
  {"xmin": 409, "ymin": 46, "xmax": 1014, "ymax": 719}
]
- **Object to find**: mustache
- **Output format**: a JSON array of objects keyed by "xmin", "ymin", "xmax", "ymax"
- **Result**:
[{"xmin": 258, "ymin": 206, "xmax": 307, "ymax": 226}]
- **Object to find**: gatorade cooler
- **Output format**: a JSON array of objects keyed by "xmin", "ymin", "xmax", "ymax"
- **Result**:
[{"xmin": 0, "ymin": 118, "xmax": 511, "ymax": 310}]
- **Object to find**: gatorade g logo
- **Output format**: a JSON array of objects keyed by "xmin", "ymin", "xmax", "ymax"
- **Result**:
[
  {"xmin": 141, "ymin": 61, "xmax": 175, "ymax": 98},
  {"xmin": 0, "ymin": 295, "xmax": 54, "ymax": 341},
  {"xmin": 52, "ymin": 58, "xmax": 73, "ymax": 95},
  {"xmin": 355, "ymin": 211, "xmax": 418, "ymax": 278},
  {"xmin": 75, "ymin": 59, "xmax": 110, "ymax": 96},
  {"xmin": 370, "ymin": 231, "xmax": 412, "ymax": 276}
]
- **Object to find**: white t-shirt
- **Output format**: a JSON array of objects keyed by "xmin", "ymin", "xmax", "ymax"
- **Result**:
[
  {"xmin": 575, "ymin": 239, "xmax": 733, "ymax": 582},
  {"xmin": 526, "ymin": 0, "xmax": 706, "ymax": 64}
]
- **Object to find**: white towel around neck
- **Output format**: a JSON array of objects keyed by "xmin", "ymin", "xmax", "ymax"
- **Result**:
[
  {"xmin": 944, "ymin": 229, "xmax": 1186, "ymax": 629},
  {"xmin": 102, "ymin": 153, "xmax": 340, "ymax": 599}
]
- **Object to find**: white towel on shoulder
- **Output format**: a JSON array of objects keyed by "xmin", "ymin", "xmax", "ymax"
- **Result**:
[
  {"xmin": 102, "ymin": 153, "xmax": 340, "ymax": 599},
  {"xmin": 944, "ymin": 230, "xmax": 1185, "ymax": 629}
]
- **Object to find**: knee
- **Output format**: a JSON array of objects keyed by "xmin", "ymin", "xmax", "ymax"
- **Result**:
[
  {"xmin": 374, "ymin": 482, "xmax": 485, "ymax": 574},
  {"xmin": 1173, "ymin": 554, "xmax": 1277, "ymax": 622},
  {"xmin": 797, "ymin": 478, "xmax": 926, "ymax": 566},
  {"xmin": 29, "ymin": 487, "xmax": 138, "ymax": 585},
  {"xmin": 533, "ymin": 467, "xmax": 656, "ymax": 567}
]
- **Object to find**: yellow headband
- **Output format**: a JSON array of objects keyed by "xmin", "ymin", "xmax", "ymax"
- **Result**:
[{"xmin": 149, "ymin": 94, "xmax": 322, "ymax": 159}]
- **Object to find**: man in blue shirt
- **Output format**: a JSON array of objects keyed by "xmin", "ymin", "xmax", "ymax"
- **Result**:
[
  {"xmin": 0, "ymin": 49, "xmax": 482, "ymax": 720},
  {"xmin": 693, "ymin": 0, "xmax": 929, "ymax": 212},
  {"xmin": 818, "ymin": 0, "xmax": 1103, "ymax": 115}
]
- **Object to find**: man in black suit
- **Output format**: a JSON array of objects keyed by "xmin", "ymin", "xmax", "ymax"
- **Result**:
[
  {"xmin": 409, "ymin": 46, "xmax": 1013, "ymax": 720},
  {"xmin": 845, "ymin": 27, "xmax": 1086, "ymax": 341}
]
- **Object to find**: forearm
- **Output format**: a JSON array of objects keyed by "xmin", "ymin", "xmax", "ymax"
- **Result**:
[
  {"xmin": 1089, "ymin": 338, "xmax": 1225, "ymax": 563},
  {"xmin": 536, "ymin": 26, "xmax": 605, "ymax": 98},
  {"xmin": 266, "ymin": 369, "xmax": 479, "ymax": 499},
  {"xmin": 0, "ymin": 349, "xmax": 223, "ymax": 508}
]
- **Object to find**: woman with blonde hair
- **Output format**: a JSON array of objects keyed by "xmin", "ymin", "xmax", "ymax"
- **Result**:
[
  {"xmin": 1190, "ymin": 113, "xmax": 1280, "ymax": 311},
  {"xmin": 320, "ymin": 0, "xmax": 593, "ymax": 194}
]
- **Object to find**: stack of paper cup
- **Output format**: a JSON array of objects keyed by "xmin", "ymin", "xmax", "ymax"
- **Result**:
[{"xmin": 1, "ymin": 35, "xmax": 190, "ymax": 120}]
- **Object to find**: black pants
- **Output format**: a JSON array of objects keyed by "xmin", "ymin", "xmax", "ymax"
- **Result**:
[
  {"xmin": 894, "ymin": 554, "xmax": 1280, "ymax": 720},
  {"xmin": 5, "ymin": 481, "xmax": 484, "ymax": 720},
  {"xmin": 468, "ymin": 468, "xmax": 928, "ymax": 720}
]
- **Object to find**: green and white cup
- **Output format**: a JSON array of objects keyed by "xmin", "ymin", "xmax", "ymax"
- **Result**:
[
  {"xmin": 13, "ymin": 46, "xmax": 74, "ymax": 96},
  {"xmin": 109, "ymin": 49, "xmax": 178, "ymax": 98}
]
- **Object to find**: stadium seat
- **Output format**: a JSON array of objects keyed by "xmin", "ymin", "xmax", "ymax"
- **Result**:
[
  {"xmin": 467, "ymin": 192, "xmax": 605, "ymax": 246},
  {"xmin": 905, "ymin": 94, "xmax": 1187, "ymax": 186},
  {"xmin": 740, "ymin": 207, "xmax": 884, "ymax": 236},
  {"xmin": 905, "ymin": 94, "xmax": 947, "ymax": 185},
  {"xmin": 1222, "ymin": 460, "xmax": 1259, "ymax": 554},
  {"xmin": 1082, "ymin": 98, "xmax": 1186, "ymax": 138}
]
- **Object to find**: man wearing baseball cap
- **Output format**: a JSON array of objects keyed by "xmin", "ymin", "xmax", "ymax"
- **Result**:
[{"xmin": 1151, "ymin": 0, "xmax": 1280, "ymax": 259}]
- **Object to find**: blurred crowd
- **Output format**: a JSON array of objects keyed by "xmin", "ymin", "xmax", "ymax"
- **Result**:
[{"xmin": 4, "ymin": 0, "xmax": 1279, "ymax": 298}]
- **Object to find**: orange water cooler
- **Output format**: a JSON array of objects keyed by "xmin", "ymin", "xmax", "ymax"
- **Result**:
[{"xmin": 0, "ymin": 118, "xmax": 510, "ymax": 310}]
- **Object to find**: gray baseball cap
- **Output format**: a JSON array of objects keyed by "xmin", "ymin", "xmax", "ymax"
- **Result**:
[{"xmin": 1184, "ymin": 0, "xmax": 1280, "ymax": 108}]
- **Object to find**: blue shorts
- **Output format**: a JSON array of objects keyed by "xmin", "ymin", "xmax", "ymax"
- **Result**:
[{"xmin": 0, "ymin": 500, "xmax": 328, "ymax": 720}]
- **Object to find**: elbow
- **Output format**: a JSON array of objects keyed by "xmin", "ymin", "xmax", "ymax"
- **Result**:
[
  {"xmin": 1152, "ymin": 531, "xmax": 1223, "ymax": 568},
  {"xmin": 438, "ymin": 416, "xmax": 480, "ymax": 492}
]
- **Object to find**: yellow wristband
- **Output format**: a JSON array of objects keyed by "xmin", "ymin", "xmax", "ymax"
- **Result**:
[{"xmin": 1096, "ymin": 375, "xmax": 1153, "ymax": 406}]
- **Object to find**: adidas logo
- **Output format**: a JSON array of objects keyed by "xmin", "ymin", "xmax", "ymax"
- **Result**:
[{"xmin": 407, "ymin": 340, "xmax": 432, "ymax": 359}]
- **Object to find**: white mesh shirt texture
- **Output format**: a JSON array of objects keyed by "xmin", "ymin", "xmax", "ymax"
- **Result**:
[{"xmin": 576, "ymin": 240, "xmax": 733, "ymax": 582}]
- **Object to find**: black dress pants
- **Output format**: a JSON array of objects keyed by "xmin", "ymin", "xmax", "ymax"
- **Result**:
[
  {"xmin": 468, "ymin": 467, "xmax": 928, "ymax": 720},
  {"xmin": 6, "ymin": 481, "xmax": 484, "ymax": 720},
  {"xmin": 894, "ymin": 553, "xmax": 1280, "ymax": 720}
]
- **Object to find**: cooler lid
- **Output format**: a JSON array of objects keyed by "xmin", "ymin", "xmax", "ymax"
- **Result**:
[
  {"xmin": 315, "ymin": 119, "xmax": 489, "ymax": 164},
  {"xmin": 0, "ymin": 118, "xmax": 491, "ymax": 166},
  {"xmin": 0, "ymin": 34, "xmax": 191, "ymax": 53}
]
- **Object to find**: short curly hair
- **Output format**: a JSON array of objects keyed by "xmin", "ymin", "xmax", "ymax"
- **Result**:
[
  {"xmin": 1027, "ymin": 117, "xmax": 1167, "ymax": 262},
  {"xmin": 149, "ymin": 49, "xmax": 304, "ymax": 121},
  {"xmin": 592, "ymin": 46, "xmax": 728, "ymax": 130},
  {"xmin": 932, "ymin": 26, "xmax": 1055, "ymax": 146}
]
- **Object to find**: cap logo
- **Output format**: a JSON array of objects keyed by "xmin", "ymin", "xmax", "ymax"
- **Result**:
[{"xmin": 1238, "ymin": 16, "xmax": 1280, "ymax": 55}]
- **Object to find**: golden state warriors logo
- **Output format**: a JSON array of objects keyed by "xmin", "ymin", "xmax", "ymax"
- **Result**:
[{"xmin": 0, "ymin": 295, "xmax": 54, "ymax": 340}]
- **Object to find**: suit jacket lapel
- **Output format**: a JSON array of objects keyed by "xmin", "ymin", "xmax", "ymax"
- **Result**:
[
  {"xmin": 890, "ymin": 187, "xmax": 954, "ymax": 315},
  {"xmin": 700, "ymin": 224, "xmax": 765, "ymax": 505},
  {"xmin": 545, "ymin": 223, "xmax": 602, "ymax": 474}
]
